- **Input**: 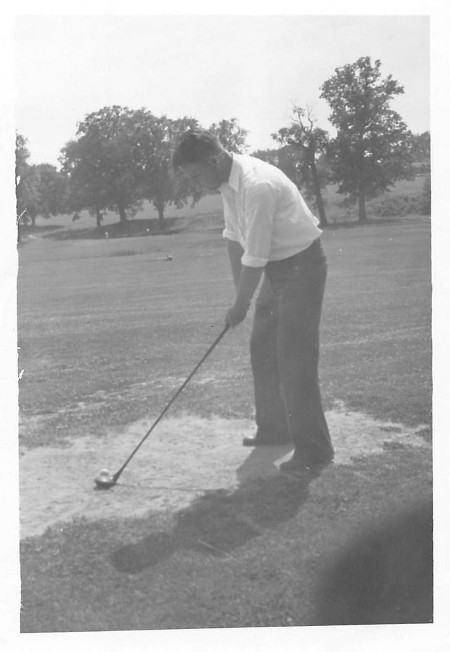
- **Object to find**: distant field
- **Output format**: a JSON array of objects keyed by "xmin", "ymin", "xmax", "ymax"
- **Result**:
[
  {"xmin": 323, "ymin": 175, "xmax": 428, "ymax": 222},
  {"xmin": 31, "ymin": 193, "xmax": 224, "ymax": 232},
  {"xmin": 27, "ymin": 174, "xmax": 429, "ymax": 234}
]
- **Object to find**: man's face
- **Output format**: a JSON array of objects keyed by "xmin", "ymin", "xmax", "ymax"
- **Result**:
[{"xmin": 180, "ymin": 157, "xmax": 223, "ymax": 191}]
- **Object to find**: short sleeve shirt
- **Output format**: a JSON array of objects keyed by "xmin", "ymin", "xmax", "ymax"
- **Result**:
[{"xmin": 220, "ymin": 154, "xmax": 322, "ymax": 267}]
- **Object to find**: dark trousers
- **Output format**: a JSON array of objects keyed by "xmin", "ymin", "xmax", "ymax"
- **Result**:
[{"xmin": 250, "ymin": 238, "xmax": 333, "ymax": 462}]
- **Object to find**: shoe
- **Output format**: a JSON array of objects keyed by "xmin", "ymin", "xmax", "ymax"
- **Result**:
[
  {"xmin": 279, "ymin": 452, "xmax": 334, "ymax": 474},
  {"xmin": 242, "ymin": 431, "xmax": 291, "ymax": 447}
]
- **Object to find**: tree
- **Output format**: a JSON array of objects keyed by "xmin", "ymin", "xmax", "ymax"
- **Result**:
[
  {"xmin": 61, "ymin": 135, "xmax": 109, "ymax": 229},
  {"xmin": 209, "ymin": 118, "xmax": 249, "ymax": 153},
  {"xmin": 16, "ymin": 138, "xmax": 68, "ymax": 237},
  {"xmin": 410, "ymin": 131, "xmax": 430, "ymax": 174},
  {"xmin": 34, "ymin": 164, "xmax": 67, "ymax": 218},
  {"xmin": 60, "ymin": 106, "xmax": 146, "ymax": 228},
  {"xmin": 15, "ymin": 132, "xmax": 29, "ymax": 182},
  {"xmin": 137, "ymin": 113, "xmax": 201, "ymax": 226},
  {"xmin": 15, "ymin": 133, "xmax": 40, "ymax": 231},
  {"xmin": 320, "ymin": 57, "xmax": 413, "ymax": 223},
  {"xmin": 61, "ymin": 106, "xmax": 204, "ymax": 228},
  {"xmin": 272, "ymin": 107, "xmax": 330, "ymax": 227},
  {"xmin": 60, "ymin": 109, "xmax": 251, "ymax": 230}
]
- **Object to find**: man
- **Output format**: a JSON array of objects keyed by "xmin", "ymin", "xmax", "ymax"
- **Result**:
[{"xmin": 172, "ymin": 128, "xmax": 333, "ymax": 472}]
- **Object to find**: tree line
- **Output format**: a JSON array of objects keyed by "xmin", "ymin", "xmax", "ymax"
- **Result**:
[{"xmin": 16, "ymin": 56, "xmax": 430, "ymax": 234}]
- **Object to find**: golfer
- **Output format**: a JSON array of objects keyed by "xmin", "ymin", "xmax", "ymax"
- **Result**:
[{"xmin": 172, "ymin": 129, "xmax": 333, "ymax": 472}]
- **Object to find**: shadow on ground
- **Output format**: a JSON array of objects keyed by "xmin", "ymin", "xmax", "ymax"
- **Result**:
[
  {"xmin": 111, "ymin": 469, "xmax": 318, "ymax": 573},
  {"xmin": 312, "ymin": 500, "xmax": 433, "ymax": 625},
  {"xmin": 21, "ymin": 224, "xmax": 64, "ymax": 233}
]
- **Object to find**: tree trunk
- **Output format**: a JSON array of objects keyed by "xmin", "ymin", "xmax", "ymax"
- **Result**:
[
  {"xmin": 358, "ymin": 190, "xmax": 367, "ymax": 223},
  {"xmin": 31, "ymin": 215, "xmax": 36, "ymax": 229},
  {"xmin": 156, "ymin": 201, "xmax": 165, "ymax": 228},
  {"xmin": 96, "ymin": 208, "xmax": 103, "ymax": 230},
  {"xmin": 310, "ymin": 161, "xmax": 328, "ymax": 227},
  {"xmin": 118, "ymin": 204, "xmax": 127, "ymax": 225}
]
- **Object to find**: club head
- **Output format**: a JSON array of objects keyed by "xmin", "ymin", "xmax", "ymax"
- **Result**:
[{"xmin": 94, "ymin": 469, "xmax": 117, "ymax": 490}]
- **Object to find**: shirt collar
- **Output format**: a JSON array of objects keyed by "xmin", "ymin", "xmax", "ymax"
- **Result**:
[{"xmin": 220, "ymin": 154, "xmax": 240, "ymax": 193}]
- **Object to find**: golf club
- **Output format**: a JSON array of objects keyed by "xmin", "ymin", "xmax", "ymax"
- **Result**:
[{"xmin": 94, "ymin": 323, "xmax": 229, "ymax": 489}]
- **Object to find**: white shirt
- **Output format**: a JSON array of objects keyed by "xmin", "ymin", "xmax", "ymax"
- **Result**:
[{"xmin": 220, "ymin": 154, "xmax": 322, "ymax": 268}]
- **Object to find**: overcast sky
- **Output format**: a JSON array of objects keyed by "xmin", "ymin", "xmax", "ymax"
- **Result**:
[{"xmin": 15, "ymin": 14, "xmax": 429, "ymax": 167}]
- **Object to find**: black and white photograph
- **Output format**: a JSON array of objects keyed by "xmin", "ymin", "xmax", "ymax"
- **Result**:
[{"xmin": 2, "ymin": 2, "xmax": 449, "ymax": 651}]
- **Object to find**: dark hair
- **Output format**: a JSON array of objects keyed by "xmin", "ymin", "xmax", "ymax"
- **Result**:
[{"xmin": 172, "ymin": 128, "xmax": 222, "ymax": 169}]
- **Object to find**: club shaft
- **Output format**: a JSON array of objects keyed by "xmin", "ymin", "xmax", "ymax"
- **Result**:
[{"xmin": 113, "ymin": 324, "xmax": 229, "ymax": 480}]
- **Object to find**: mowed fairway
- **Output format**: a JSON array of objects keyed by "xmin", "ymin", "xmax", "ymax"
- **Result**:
[{"xmin": 18, "ymin": 207, "xmax": 432, "ymax": 630}]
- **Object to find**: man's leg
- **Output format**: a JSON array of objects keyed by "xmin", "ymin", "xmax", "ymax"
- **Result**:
[
  {"xmin": 273, "ymin": 246, "xmax": 333, "ymax": 467},
  {"xmin": 244, "ymin": 275, "xmax": 290, "ymax": 446}
]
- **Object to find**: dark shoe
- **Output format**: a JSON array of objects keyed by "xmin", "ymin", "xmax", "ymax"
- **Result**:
[
  {"xmin": 242, "ymin": 431, "xmax": 291, "ymax": 447},
  {"xmin": 280, "ymin": 452, "xmax": 334, "ymax": 474}
]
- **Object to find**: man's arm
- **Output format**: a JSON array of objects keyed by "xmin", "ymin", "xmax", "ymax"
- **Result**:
[
  {"xmin": 225, "ymin": 238, "xmax": 264, "ymax": 326},
  {"xmin": 225, "ymin": 263, "xmax": 264, "ymax": 328},
  {"xmin": 226, "ymin": 238, "xmax": 244, "ymax": 288}
]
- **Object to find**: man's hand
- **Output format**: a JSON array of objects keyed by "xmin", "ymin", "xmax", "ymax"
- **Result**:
[
  {"xmin": 225, "ymin": 263, "xmax": 264, "ymax": 328},
  {"xmin": 225, "ymin": 301, "xmax": 250, "ymax": 328}
]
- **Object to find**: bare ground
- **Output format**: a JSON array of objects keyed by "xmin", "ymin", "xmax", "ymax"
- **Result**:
[{"xmin": 20, "ymin": 402, "xmax": 430, "ymax": 539}]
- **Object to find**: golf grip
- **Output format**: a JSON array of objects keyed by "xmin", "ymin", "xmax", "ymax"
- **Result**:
[{"xmin": 113, "ymin": 323, "xmax": 230, "ymax": 480}]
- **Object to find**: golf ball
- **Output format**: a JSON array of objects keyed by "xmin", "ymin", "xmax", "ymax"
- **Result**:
[{"xmin": 99, "ymin": 469, "xmax": 111, "ymax": 478}]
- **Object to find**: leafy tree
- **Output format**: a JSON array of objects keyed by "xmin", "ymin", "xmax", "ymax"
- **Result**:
[
  {"xmin": 61, "ymin": 106, "xmax": 205, "ymax": 228},
  {"xmin": 272, "ymin": 107, "xmax": 330, "ymax": 227},
  {"xmin": 34, "ymin": 164, "xmax": 67, "ymax": 218},
  {"xmin": 137, "ymin": 113, "xmax": 201, "ymax": 225},
  {"xmin": 60, "ymin": 108, "xmax": 251, "ymax": 230},
  {"xmin": 61, "ymin": 135, "xmax": 109, "ymax": 229},
  {"xmin": 209, "ymin": 118, "xmax": 249, "ymax": 153},
  {"xmin": 15, "ymin": 132, "xmax": 29, "ymax": 182},
  {"xmin": 15, "ymin": 133, "xmax": 40, "ymax": 231},
  {"xmin": 410, "ymin": 131, "xmax": 430, "ymax": 173},
  {"xmin": 16, "ymin": 137, "xmax": 68, "ymax": 238},
  {"xmin": 60, "ymin": 106, "xmax": 146, "ymax": 227},
  {"xmin": 320, "ymin": 56, "xmax": 413, "ymax": 222}
]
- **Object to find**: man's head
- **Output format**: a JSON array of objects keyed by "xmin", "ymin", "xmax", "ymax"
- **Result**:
[{"xmin": 172, "ymin": 128, "xmax": 232, "ymax": 191}]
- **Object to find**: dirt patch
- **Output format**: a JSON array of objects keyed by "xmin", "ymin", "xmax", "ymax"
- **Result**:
[{"xmin": 19, "ymin": 404, "xmax": 430, "ymax": 539}]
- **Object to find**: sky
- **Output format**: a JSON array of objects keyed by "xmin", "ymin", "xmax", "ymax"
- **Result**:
[{"xmin": 14, "ymin": 14, "xmax": 430, "ymax": 167}]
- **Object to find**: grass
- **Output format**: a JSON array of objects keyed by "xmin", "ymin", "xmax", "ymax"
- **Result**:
[
  {"xmin": 18, "ymin": 216, "xmax": 431, "ymax": 447},
  {"xmin": 20, "ymin": 448, "xmax": 431, "ymax": 631},
  {"xmin": 18, "ymin": 193, "xmax": 432, "ymax": 630},
  {"xmin": 322, "ymin": 175, "xmax": 429, "ymax": 223}
]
